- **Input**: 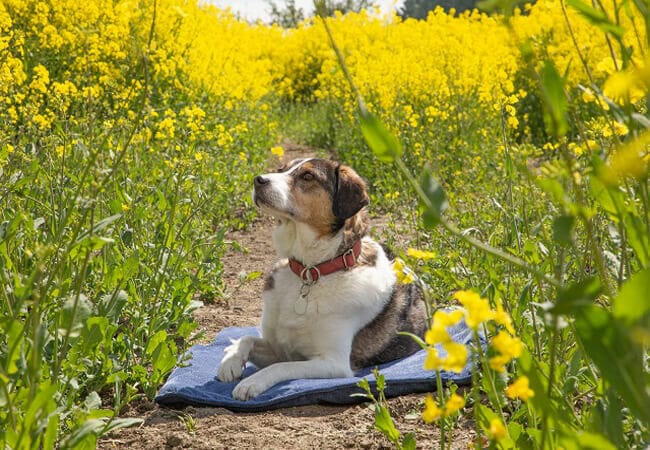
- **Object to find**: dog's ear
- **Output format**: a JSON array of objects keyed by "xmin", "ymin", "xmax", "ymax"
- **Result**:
[{"xmin": 333, "ymin": 164, "xmax": 369, "ymax": 220}]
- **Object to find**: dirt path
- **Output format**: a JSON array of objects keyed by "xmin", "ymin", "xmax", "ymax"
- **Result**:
[{"xmin": 98, "ymin": 147, "xmax": 476, "ymax": 449}]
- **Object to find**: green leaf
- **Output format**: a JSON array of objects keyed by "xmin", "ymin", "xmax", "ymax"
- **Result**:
[
  {"xmin": 245, "ymin": 271, "xmax": 264, "ymax": 281},
  {"xmin": 623, "ymin": 214, "xmax": 650, "ymax": 267},
  {"xmin": 84, "ymin": 392, "xmax": 102, "ymax": 411},
  {"xmin": 507, "ymin": 421, "xmax": 523, "ymax": 442},
  {"xmin": 359, "ymin": 109, "xmax": 402, "ymax": 163},
  {"xmin": 59, "ymin": 294, "xmax": 93, "ymax": 338},
  {"xmin": 558, "ymin": 430, "xmax": 618, "ymax": 450},
  {"xmin": 375, "ymin": 370, "xmax": 386, "ymax": 393},
  {"xmin": 612, "ymin": 267, "xmax": 650, "ymax": 324},
  {"xmin": 81, "ymin": 317, "xmax": 110, "ymax": 353},
  {"xmin": 589, "ymin": 172, "xmax": 625, "ymax": 218},
  {"xmin": 145, "ymin": 330, "xmax": 168, "ymax": 356},
  {"xmin": 574, "ymin": 305, "xmax": 650, "ymax": 424},
  {"xmin": 44, "ymin": 413, "xmax": 60, "ymax": 450},
  {"xmin": 402, "ymin": 432, "xmax": 416, "ymax": 450},
  {"xmin": 552, "ymin": 215, "xmax": 575, "ymax": 247},
  {"xmin": 477, "ymin": 0, "xmax": 526, "ymax": 16},
  {"xmin": 98, "ymin": 290, "xmax": 128, "ymax": 322},
  {"xmin": 567, "ymin": 0, "xmax": 625, "ymax": 38},
  {"xmin": 419, "ymin": 169, "xmax": 448, "ymax": 228},
  {"xmin": 63, "ymin": 419, "xmax": 105, "ymax": 449},
  {"xmin": 355, "ymin": 377, "xmax": 375, "ymax": 401},
  {"xmin": 539, "ymin": 60, "xmax": 569, "ymax": 137},
  {"xmin": 587, "ymin": 388, "xmax": 625, "ymax": 449},
  {"xmin": 536, "ymin": 177, "xmax": 569, "ymax": 209},
  {"xmin": 374, "ymin": 404, "xmax": 400, "ymax": 444},
  {"xmin": 517, "ymin": 349, "xmax": 568, "ymax": 423},
  {"xmin": 102, "ymin": 417, "xmax": 144, "ymax": 435},
  {"xmin": 552, "ymin": 277, "xmax": 602, "ymax": 315}
]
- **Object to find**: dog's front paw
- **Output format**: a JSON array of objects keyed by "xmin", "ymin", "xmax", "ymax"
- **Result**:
[
  {"xmin": 217, "ymin": 351, "xmax": 245, "ymax": 382},
  {"xmin": 232, "ymin": 377, "xmax": 268, "ymax": 401}
]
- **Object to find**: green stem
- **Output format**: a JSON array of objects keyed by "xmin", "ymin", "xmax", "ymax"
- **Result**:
[
  {"xmin": 475, "ymin": 325, "xmax": 507, "ymax": 425},
  {"xmin": 559, "ymin": 145, "xmax": 616, "ymax": 298},
  {"xmin": 435, "ymin": 369, "xmax": 447, "ymax": 450},
  {"xmin": 471, "ymin": 332, "xmax": 482, "ymax": 449},
  {"xmin": 540, "ymin": 315, "xmax": 559, "ymax": 450},
  {"xmin": 394, "ymin": 158, "xmax": 561, "ymax": 288}
]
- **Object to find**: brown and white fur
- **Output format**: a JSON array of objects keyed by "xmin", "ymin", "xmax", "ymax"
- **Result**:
[{"xmin": 217, "ymin": 158, "xmax": 426, "ymax": 400}]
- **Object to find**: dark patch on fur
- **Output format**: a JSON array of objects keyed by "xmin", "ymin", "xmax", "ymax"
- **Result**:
[
  {"xmin": 336, "ymin": 211, "xmax": 371, "ymax": 255},
  {"xmin": 350, "ymin": 281, "xmax": 427, "ymax": 370},
  {"xmin": 264, "ymin": 260, "xmax": 288, "ymax": 292},
  {"xmin": 380, "ymin": 243, "xmax": 395, "ymax": 260},
  {"xmin": 263, "ymin": 274, "xmax": 275, "ymax": 291},
  {"xmin": 333, "ymin": 165, "xmax": 369, "ymax": 222},
  {"xmin": 359, "ymin": 242, "xmax": 379, "ymax": 266},
  {"xmin": 357, "ymin": 240, "xmax": 378, "ymax": 267}
]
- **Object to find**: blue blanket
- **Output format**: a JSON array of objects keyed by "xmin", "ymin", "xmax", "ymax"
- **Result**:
[{"xmin": 155, "ymin": 322, "xmax": 479, "ymax": 412}]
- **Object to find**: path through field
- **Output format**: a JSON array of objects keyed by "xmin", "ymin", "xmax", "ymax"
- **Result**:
[{"xmin": 98, "ymin": 146, "xmax": 475, "ymax": 449}]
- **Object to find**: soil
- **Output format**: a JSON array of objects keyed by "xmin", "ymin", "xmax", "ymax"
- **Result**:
[{"xmin": 98, "ymin": 146, "xmax": 476, "ymax": 449}]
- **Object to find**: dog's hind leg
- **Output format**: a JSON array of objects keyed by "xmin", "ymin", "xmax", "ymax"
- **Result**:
[{"xmin": 248, "ymin": 339, "xmax": 281, "ymax": 369}]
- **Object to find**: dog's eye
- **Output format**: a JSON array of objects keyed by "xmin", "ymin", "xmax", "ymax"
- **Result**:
[{"xmin": 301, "ymin": 172, "xmax": 314, "ymax": 181}]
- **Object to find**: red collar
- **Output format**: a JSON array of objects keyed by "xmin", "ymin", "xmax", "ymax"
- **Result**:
[{"xmin": 289, "ymin": 240, "xmax": 362, "ymax": 283}]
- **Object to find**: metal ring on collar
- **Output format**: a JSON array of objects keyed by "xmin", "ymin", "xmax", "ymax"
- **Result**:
[{"xmin": 300, "ymin": 266, "xmax": 320, "ymax": 284}]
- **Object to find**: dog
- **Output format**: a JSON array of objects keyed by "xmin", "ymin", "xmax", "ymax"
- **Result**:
[{"xmin": 217, "ymin": 157, "xmax": 427, "ymax": 400}]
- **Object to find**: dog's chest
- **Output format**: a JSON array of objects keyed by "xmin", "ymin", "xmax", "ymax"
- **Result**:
[{"xmin": 261, "ymin": 264, "xmax": 394, "ymax": 360}]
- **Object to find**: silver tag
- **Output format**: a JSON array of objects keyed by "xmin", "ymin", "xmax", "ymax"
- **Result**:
[
  {"xmin": 294, "ymin": 294, "xmax": 308, "ymax": 315},
  {"xmin": 294, "ymin": 283, "xmax": 312, "ymax": 315}
]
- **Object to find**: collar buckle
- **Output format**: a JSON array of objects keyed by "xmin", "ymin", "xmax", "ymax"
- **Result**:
[{"xmin": 342, "ymin": 248, "xmax": 355, "ymax": 270}]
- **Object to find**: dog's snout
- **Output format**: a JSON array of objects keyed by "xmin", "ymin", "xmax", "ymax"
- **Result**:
[{"xmin": 254, "ymin": 175, "xmax": 270, "ymax": 187}]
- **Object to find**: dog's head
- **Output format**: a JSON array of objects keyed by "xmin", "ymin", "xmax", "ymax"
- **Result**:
[{"xmin": 253, "ymin": 158, "xmax": 369, "ymax": 236}]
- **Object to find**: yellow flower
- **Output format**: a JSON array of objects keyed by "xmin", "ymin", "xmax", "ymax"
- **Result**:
[
  {"xmin": 493, "ymin": 300, "xmax": 514, "ymax": 334},
  {"xmin": 489, "ymin": 330, "xmax": 524, "ymax": 372},
  {"xmin": 239, "ymin": 152, "xmax": 247, "ymax": 161},
  {"xmin": 30, "ymin": 64, "xmax": 50, "ymax": 94},
  {"xmin": 491, "ymin": 331, "xmax": 523, "ymax": 358},
  {"xmin": 194, "ymin": 151, "xmax": 204, "ymax": 161},
  {"xmin": 121, "ymin": 203, "xmax": 130, "ymax": 212},
  {"xmin": 444, "ymin": 393, "xmax": 465, "ymax": 415},
  {"xmin": 489, "ymin": 354, "xmax": 512, "ymax": 372},
  {"xmin": 612, "ymin": 121, "xmax": 629, "ymax": 136},
  {"xmin": 603, "ymin": 68, "xmax": 646, "ymax": 104},
  {"xmin": 602, "ymin": 131, "xmax": 650, "ymax": 185},
  {"xmin": 392, "ymin": 258, "xmax": 415, "ymax": 284},
  {"xmin": 407, "ymin": 248, "xmax": 436, "ymax": 260},
  {"xmin": 423, "ymin": 347, "xmax": 442, "ymax": 371},
  {"xmin": 425, "ymin": 326, "xmax": 450, "ymax": 346},
  {"xmin": 270, "ymin": 145, "xmax": 284, "ymax": 157},
  {"xmin": 422, "ymin": 395, "xmax": 444, "ymax": 423},
  {"xmin": 453, "ymin": 290, "xmax": 494, "ymax": 330},
  {"xmin": 505, "ymin": 376, "xmax": 535, "ymax": 401},
  {"xmin": 489, "ymin": 418, "xmax": 507, "ymax": 440},
  {"xmin": 440, "ymin": 341, "xmax": 468, "ymax": 373},
  {"xmin": 425, "ymin": 309, "xmax": 464, "ymax": 345}
]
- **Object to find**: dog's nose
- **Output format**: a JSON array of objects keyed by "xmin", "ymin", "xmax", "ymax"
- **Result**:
[{"xmin": 254, "ymin": 175, "xmax": 270, "ymax": 187}]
